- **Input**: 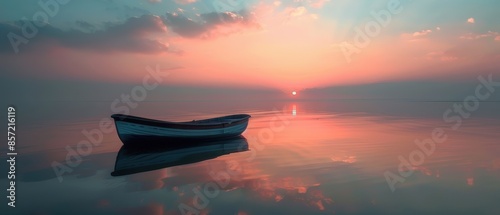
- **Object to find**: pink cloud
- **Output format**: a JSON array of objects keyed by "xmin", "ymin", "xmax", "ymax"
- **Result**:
[
  {"xmin": 412, "ymin": 29, "xmax": 432, "ymax": 37},
  {"xmin": 400, "ymin": 29, "xmax": 433, "ymax": 42},
  {"xmin": 288, "ymin": 6, "xmax": 307, "ymax": 17},
  {"xmin": 467, "ymin": 17, "xmax": 475, "ymax": 24},
  {"xmin": 459, "ymin": 31, "xmax": 499, "ymax": 40},
  {"xmin": 425, "ymin": 51, "xmax": 458, "ymax": 62}
]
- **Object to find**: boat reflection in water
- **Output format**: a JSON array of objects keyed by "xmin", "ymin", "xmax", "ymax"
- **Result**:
[{"xmin": 111, "ymin": 136, "xmax": 249, "ymax": 176}]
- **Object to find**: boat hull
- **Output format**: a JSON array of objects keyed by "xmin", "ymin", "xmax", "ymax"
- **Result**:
[{"xmin": 111, "ymin": 114, "xmax": 250, "ymax": 145}]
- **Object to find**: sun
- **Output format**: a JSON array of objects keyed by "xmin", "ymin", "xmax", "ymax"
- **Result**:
[{"xmin": 292, "ymin": 91, "xmax": 297, "ymax": 96}]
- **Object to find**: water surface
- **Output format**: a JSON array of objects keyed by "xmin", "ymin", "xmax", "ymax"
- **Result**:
[{"xmin": 2, "ymin": 100, "xmax": 500, "ymax": 215}]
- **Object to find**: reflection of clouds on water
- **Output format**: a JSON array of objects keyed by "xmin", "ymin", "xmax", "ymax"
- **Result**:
[
  {"xmin": 11, "ymin": 101, "xmax": 500, "ymax": 214},
  {"xmin": 112, "ymin": 102, "xmax": 500, "ymax": 213}
]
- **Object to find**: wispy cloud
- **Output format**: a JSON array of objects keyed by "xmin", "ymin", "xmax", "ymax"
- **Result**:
[
  {"xmin": 412, "ymin": 29, "xmax": 432, "ymax": 37},
  {"xmin": 287, "ymin": 6, "xmax": 307, "ymax": 17},
  {"xmin": 174, "ymin": 0, "xmax": 197, "ymax": 5},
  {"xmin": 459, "ymin": 31, "xmax": 499, "ymax": 40},
  {"xmin": 0, "ymin": 15, "xmax": 173, "ymax": 54},
  {"xmin": 163, "ymin": 10, "xmax": 260, "ymax": 39},
  {"xmin": 425, "ymin": 51, "xmax": 458, "ymax": 62},
  {"xmin": 401, "ymin": 29, "xmax": 433, "ymax": 42},
  {"xmin": 308, "ymin": 0, "xmax": 330, "ymax": 8}
]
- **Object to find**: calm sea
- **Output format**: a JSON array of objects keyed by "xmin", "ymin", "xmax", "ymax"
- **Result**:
[{"xmin": 2, "ymin": 100, "xmax": 500, "ymax": 214}]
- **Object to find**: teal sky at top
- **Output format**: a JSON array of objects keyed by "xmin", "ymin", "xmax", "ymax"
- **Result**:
[{"xmin": 1, "ymin": 0, "xmax": 499, "ymax": 32}]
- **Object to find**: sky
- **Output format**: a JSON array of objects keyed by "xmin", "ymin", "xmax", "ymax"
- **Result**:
[{"xmin": 1, "ymin": 0, "xmax": 500, "ymax": 98}]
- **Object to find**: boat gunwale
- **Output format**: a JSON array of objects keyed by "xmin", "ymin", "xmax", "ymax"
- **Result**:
[{"xmin": 111, "ymin": 114, "xmax": 251, "ymax": 130}]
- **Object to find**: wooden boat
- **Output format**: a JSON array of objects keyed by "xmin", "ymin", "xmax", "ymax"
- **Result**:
[
  {"xmin": 111, "ymin": 114, "xmax": 251, "ymax": 145},
  {"xmin": 111, "ymin": 136, "xmax": 249, "ymax": 176}
]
